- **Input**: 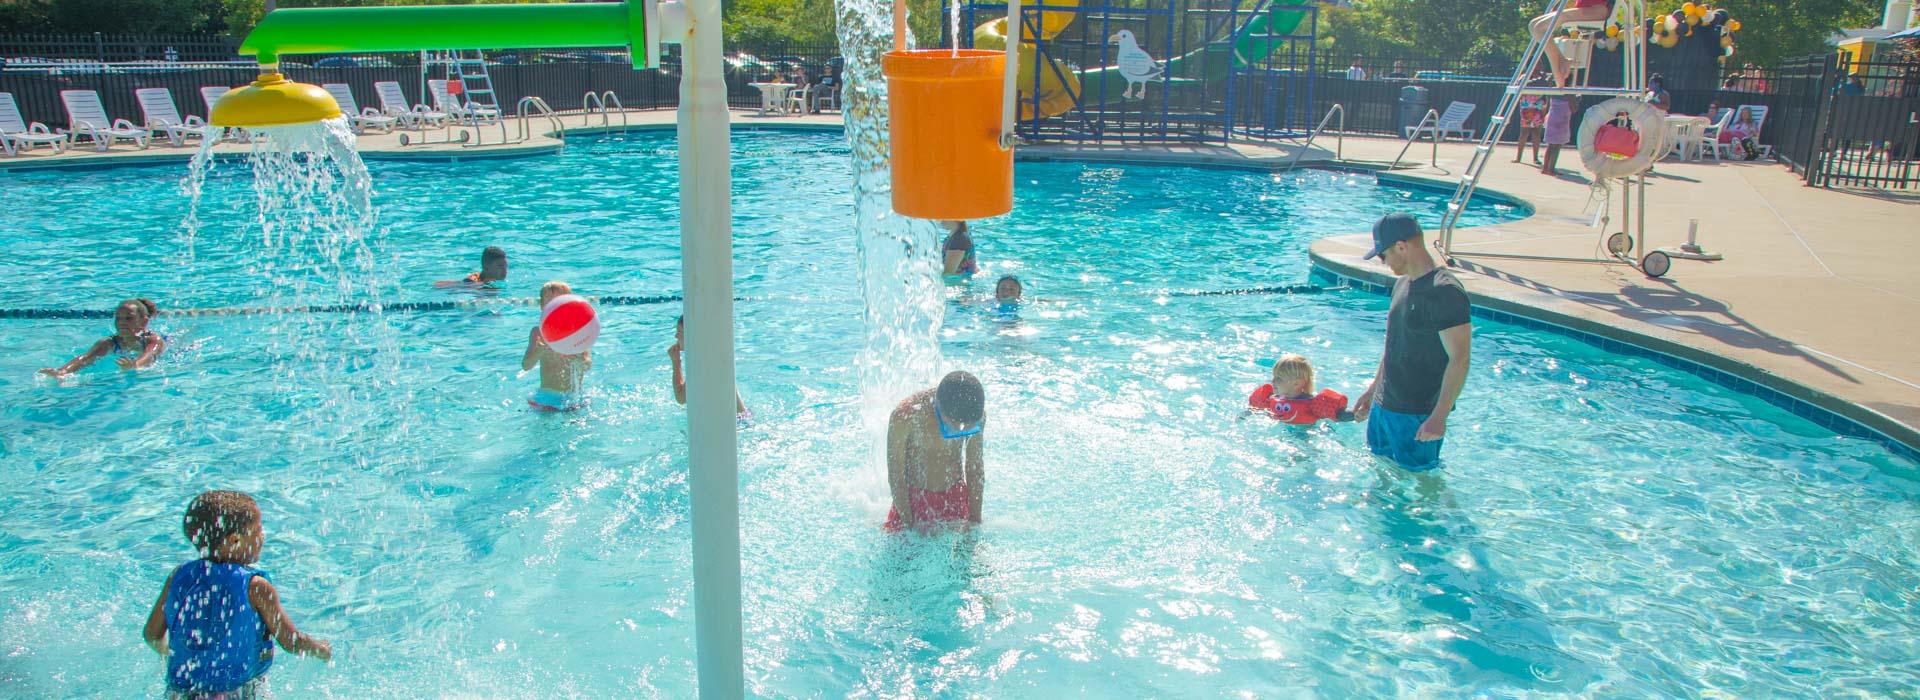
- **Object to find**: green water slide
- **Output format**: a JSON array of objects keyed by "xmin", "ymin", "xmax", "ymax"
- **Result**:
[{"xmin": 1077, "ymin": 4, "xmax": 1308, "ymax": 99}]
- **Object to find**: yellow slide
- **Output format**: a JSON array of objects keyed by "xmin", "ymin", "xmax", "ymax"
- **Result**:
[{"xmin": 971, "ymin": 0, "xmax": 1082, "ymax": 120}]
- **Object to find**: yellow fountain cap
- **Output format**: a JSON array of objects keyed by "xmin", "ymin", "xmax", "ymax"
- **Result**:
[{"xmin": 210, "ymin": 73, "xmax": 342, "ymax": 128}]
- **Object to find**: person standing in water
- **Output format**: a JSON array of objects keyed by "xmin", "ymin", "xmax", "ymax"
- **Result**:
[
  {"xmin": 523, "ymin": 281, "xmax": 592, "ymax": 412},
  {"xmin": 1353, "ymin": 214, "xmax": 1472, "ymax": 471},
  {"xmin": 41, "ymin": 298, "xmax": 167, "ymax": 376},
  {"xmin": 887, "ymin": 371, "xmax": 985, "ymax": 532},
  {"xmin": 942, "ymin": 221, "xmax": 978, "ymax": 277}
]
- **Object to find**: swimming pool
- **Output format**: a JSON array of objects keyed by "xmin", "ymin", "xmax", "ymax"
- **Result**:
[{"xmin": 1, "ymin": 131, "xmax": 1915, "ymax": 696}]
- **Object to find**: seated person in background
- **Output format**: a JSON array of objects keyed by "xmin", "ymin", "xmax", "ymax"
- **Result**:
[
  {"xmin": 942, "ymin": 221, "xmax": 978, "ymax": 277},
  {"xmin": 436, "ymin": 246, "xmax": 508, "ymax": 288},
  {"xmin": 887, "ymin": 371, "xmax": 985, "ymax": 533},
  {"xmin": 1248, "ymin": 353, "xmax": 1355, "ymax": 425},
  {"xmin": 1719, "ymin": 106, "xmax": 1762, "ymax": 159},
  {"xmin": 669, "ymin": 315, "xmax": 748, "ymax": 416},
  {"xmin": 994, "ymin": 276, "xmax": 1023, "ymax": 305},
  {"xmin": 524, "ymin": 281, "xmax": 592, "ymax": 412},
  {"xmin": 1645, "ymin": 74, "xmax": 1671, "ymax": 113},
  {"xmin": 41, "ymin": 298, "xmax": 167, "ymax": 376}
]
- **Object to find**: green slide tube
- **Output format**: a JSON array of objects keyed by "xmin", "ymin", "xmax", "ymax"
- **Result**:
[
  {"xmin": 1078, "ymin": 7, "xmax": 1306, "ymax": 98},
  {"xmin": 239, "ymin": 3, "xmax": 646, "ymax": 67}
]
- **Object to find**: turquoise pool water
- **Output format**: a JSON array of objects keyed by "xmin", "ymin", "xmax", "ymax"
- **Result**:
[{"xmin": 1, "ymin": 131, "xmax": 1916, "ymax": 697}]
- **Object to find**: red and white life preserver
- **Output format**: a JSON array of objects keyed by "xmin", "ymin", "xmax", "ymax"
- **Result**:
[
  {"xmin": 1577, "ymin": 97, "xmax": 1668, "ymax": 180},
  {"xmin": 1248, "ymin": 385, "xmax": 1350, "ymax": 425}
]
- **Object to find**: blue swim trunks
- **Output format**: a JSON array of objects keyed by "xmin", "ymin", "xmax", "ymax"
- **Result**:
[
  {"xmin": 1365, "ymin": 402, "xmax": 1444, "ymax": 471},
  {"xmin": 528, "ymin": 388, "xmax": 583, "ymax": 412}
]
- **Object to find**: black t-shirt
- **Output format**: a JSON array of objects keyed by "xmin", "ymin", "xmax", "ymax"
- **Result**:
[{"xmin": 1379, "ymin": 268, "xmax": 1471, "ymax": 415}]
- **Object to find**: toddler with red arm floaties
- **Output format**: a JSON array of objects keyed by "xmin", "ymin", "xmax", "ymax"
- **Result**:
[{"xmin": 1248, "ymin": 353, "xmax": 1356, "ymax": 425}]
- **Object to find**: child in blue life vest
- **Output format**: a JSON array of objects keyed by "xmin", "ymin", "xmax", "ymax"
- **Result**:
[
  {"xmin": 143, "ymin": 490, "xmax": 331, "ymax": 699},
  {"xmin": 1248, "ymin": 353, "xmax": 1355, "ymax": 425}
]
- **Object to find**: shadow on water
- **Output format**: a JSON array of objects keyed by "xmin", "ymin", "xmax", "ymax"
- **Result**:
[{"xmin": 1369, "ymin": 465, "xmax": 1594, "ymax": 692}]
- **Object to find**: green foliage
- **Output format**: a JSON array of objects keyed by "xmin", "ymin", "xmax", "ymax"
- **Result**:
[{"xmin": 1319, "ymin": 0, "xmax": 1886, "ymax": 69}]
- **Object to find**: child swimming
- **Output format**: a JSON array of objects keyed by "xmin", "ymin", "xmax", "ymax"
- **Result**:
[
  {"xmin": 435, "ymin": 246, "xmax": 508, "ymax": 288},
  {"xmin": 39, "ymin": 298, "xmax": 167, "ymax": 376},
  {"xmin": 143, "ymin": 490, "xmax": 331, "ymax": 699},
  {"xmin": 1248, "ymin": 353, "xmax": 1355, "ymax": 425},
  {"xmin": 994, "ymin": 275, "xmax": 1023, "ymax": 305},
  {"xmin": 524, "ymin": 281, "xmax": 593, "ymax": 411}
]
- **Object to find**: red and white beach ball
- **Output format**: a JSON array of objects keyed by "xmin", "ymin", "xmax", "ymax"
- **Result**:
[{"xmin": 540, "ymin": 294, "xmax": 599, "ymax": 355}]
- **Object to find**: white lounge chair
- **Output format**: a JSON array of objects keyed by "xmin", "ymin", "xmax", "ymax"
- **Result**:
[
  {"xmin": 135, "ymin": 88, "xmax": 219, "ymax": 146},
  {"xmin": 1712, "ymin": 104, "xmax": 1771, "ymax": 160},
  {"xmin": 322, "ymin": 83, "xmax": 397, "ymax": 133},
  {"xmin": 197, "ymin": 85, "xmax": 252, "ymax": 143},
  {"xmin": 1, "ymin": 92, "xmax": 69, "ymax": 156},
  {"xmin": 428, "ymin": 79, "xmax": 499, "ymax": 125},
  {"xmin": 1404, "ymin": 100, "xmax": 1476, "ymax": 142},
  {"xmin": 60, "ymin": 89, "xmax": 149, "ymax": 151},
  {"xmin": 375, "ymin": 81, "xmax": 448, "ymax": 129}
]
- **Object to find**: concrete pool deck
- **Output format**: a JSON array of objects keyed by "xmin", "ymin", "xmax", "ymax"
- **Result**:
[
  {"xmin": 5, "ymin": 113, "xmax": 1913, "ymax": 452},
  {"xmin": 1307, "ymin": 135, "xmax": 1920, "ymax": 454}
]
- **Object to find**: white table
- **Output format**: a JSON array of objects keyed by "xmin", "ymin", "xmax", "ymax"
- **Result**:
[
  {"xmin": 1664, "ymin": 114, "xmax": 1710, "ymax": 161},
  {"xmin": 748, "ymin": 82, "xmax": 794, "ymax": 116}
]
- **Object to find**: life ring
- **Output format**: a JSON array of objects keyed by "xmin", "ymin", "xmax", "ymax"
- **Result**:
[{"xmin": 1576, "ymin": 97, "xmax": 1667, "ymax": 180}]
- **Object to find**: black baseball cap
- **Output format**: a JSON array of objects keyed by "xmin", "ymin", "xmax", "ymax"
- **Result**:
[{"xmin": 1366, "ymin": 213, "xmax": 1423, "ymax": 260}]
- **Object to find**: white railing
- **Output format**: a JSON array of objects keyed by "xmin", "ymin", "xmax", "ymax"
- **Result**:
[
  {"xmin": 513, "ymin": 96, "xmax": 565, "ymax": 143},
  {"xmin": 581, "ymin": 90, "xmax": 628, "ymax": 129}
]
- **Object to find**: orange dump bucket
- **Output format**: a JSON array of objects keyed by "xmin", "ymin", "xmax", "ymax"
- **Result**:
[{"xmin": 883, "ymin": 49, "xmax": 1011, "ymax": 220}]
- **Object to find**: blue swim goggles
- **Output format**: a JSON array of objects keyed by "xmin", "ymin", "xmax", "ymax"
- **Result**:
[{"xmin": 934, "ymin": 401, "xmax": 981, "ymax": 440}]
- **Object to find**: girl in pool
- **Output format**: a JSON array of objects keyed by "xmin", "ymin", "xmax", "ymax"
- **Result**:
[
  {"xmin": 942, "ymin": 220, "xmax": 978, "ymax": 277},
  {"xmin": 994, "ymin": 276, "xmax": 1023, "ymax": 305},
  {"xmin": 40, "ymin": 298, "xmax": 167, "ymax": 376},
  {"xmin": 143, "ymin": 490, "xmax": 331, "ymax": 699},
  {"xmin": 1248, "ymin": 353, "xmax": 1355, "ymax": 425}
]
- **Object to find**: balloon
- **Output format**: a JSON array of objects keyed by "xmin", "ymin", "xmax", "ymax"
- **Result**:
[
  {"xmin": 1720, "ymin": 34, "xmax": 1734, "ymax": 48},
  {"xmin": 1681, "ymin": 2, "xmax": 1697, "ymax": 17},
  {"xmin": 1665, "ymin": 14, "xmax": 1682, "ymax": 33},
  {"xmin": 1657, "ymin": 31, "xmax": 1681, "ymax": 48},
  {"xmin": 1710, "ymin": 9, "xmax": 1729, "ymax": 27},
  {"xmin": 1728, "ymin": 19, "xmax": 1742, "ymax": 33},
  {"xmin": 1606, "ymin": 23, "xmax": 1621, "ymax": 38},
  {"xmin": 1724, "ymin": 45, "xmax": 1735, "ymax": 57},
  {"xmin": 539, "ymin": 294, "xmax": 600, "ymax": 355}
]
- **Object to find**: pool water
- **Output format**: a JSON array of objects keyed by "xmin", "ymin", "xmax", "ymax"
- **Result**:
[{"xmin": 2, "ymin": 131, "xmax": 1916, "ymax": 697}]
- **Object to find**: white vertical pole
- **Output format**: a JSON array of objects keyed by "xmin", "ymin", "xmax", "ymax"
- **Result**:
[
  {"xmin": 1000, "ymin": 0, "xmax": 1021, "ymax": 148},
  {"xmin": 674, "ymin": 0, "xmax": 745, "ymax": 695}
]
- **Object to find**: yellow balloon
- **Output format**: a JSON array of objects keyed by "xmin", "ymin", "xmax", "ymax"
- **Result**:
[
  {"xmin": 1720, "ymin": 34, "xmax": 1733, "ymax": 48},
  {"xmin": 1606, "ymin": 23, "xmax": 1621, "ymax": 38},
  {"xmin": 1727, "ymin": 19, "xmax": 1742, "ymax": 32},
  {"xmin": 1657, "ymin": 31, "xmax": 1680, "ymax": 48}
]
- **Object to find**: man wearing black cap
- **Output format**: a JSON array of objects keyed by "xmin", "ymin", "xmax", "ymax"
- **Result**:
[{"xmin": 1352, "ymin": 213, "xmax": 1472, "ymax": 471}]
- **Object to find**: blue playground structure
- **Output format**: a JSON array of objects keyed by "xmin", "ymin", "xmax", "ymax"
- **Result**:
[{"xmin": 950, "ymin": 0, "xmax": 1320, "ymax": 143}]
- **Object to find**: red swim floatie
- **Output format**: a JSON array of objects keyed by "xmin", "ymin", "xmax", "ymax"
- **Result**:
[{"xmin": 1249, "ymin": 385, "xmax": 1350, "ymax": 425}]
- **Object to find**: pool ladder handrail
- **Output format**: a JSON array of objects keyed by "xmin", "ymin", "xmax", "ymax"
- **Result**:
[
  {"xmin": 581, "ymin": 90, "xmax": 628, "ymax": 129},
  {"xmin": 1392, "ymin": 108, "xmax": 1443, "ymax": 169},
  {"xmin": 1283, "ymin": 103, "xmax": 1344, "ymax": 171},
  {"xmin": 513, "ymin": 96, "xmax": 566, "ymax": 143}
]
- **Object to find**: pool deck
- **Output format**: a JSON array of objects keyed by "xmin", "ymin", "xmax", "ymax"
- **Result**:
[
  {"xmin": 6, "ymin": 112, "xmax": 1914, "ymax": 451},
  {"xmin": 1306, "ymin": 135, "xmax": 1920, "ymax": 454}
]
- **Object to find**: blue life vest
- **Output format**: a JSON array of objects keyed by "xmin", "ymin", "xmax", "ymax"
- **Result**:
[{"xmin": 165, "ymin": 560, "xmax": 274, "ymax": 692}]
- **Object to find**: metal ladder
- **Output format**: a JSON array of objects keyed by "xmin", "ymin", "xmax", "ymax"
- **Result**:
[
  {"xmin": 1435, "ymin": 0, "xmax": 1647, "ymax": 253},
  {"xmin": 422, "ymin": 49, "xmax": 501, "ymax": 120}
]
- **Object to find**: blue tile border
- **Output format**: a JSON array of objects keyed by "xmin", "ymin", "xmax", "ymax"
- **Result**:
[{"xmin": 1311, "ymin": 261, "xmax": 1920, "ymax": 465}]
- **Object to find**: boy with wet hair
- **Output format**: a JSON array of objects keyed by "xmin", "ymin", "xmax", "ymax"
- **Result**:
[
  {"xmin": 886, "ymin": 371, "xmax": 986, "ymax": 532},
  {"xmin": 436, "ymin": 246, "xmax": 509, "ymax": 288},
  {"xmin": 144, "ymin": 490, "xmax": 331, "ymax": 699}
]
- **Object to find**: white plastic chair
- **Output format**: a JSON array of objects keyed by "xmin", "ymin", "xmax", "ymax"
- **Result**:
[
  {"xmin": 1714, "ymin": 105, "xmax": 1771, "ymax": 160},
  {"xmin": 60, "ymin": 90, "xmax": 149, "ymax": 151},
  {"xmin": 783, "ymin": 85, "xmax": 811, "ymax": 114},
  {"xmin": 812, "ymin": 82, "xmax": 840, "ymax": 112},
  {"xmin": 135, "ymin": 88, "xmax": 219, "ymax": 146},
  {"xmin": 1405, "ymin": 101, "xmax": 1476, "ymax": 141},
  {"xmin": 0, "ymin": 92, "xmax": 69, "ymax": 156},
  {"xmin": 322, "ymin": 83, "xmax": 397, "ymax": 133},
  {"xmin": 198, "ymin": 85, "xmax": 251, "ymax": 143},
  {"xmin": 428, "ymin": 79, "xmax": 499, "ymax": 125},
  {"xmin": 1697, "ymin": 107, "xmax": 1733, "ymax": 162},
  {"xmin": 374, "ymin": 81, "xmax": 448, "ymax": 130}
]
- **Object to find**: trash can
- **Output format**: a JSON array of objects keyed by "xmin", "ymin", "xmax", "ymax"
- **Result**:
[{"xmin": 1398, "ymin": 85, "xmax": 1429, "ymax": 135}]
